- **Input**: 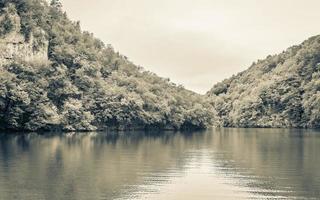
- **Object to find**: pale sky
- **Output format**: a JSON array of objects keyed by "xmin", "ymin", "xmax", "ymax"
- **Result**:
[{"xmin": 60, "ymin": 0, "xmax": 320, "ymax": 94}]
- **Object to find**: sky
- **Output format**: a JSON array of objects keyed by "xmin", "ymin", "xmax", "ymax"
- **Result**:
[{"xmin": 60, "ymin": 0, "xmax": 320, "ymax": 94}]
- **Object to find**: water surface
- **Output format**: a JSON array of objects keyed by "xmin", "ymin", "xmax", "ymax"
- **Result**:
[{"xmin": 0, "ymin": 128, "xmax": 319, "ymax": 200}]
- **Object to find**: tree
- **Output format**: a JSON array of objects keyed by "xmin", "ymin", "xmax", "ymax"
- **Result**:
[
  {"xmin": 61, "ymin": 98, "xmax": 96, "ymax": 131},
  {"xmin": 50, "ymin": 0, "xmax": 62, "ymax": 10},
  {"xmin": 0, "ymin": 0, "xmax": 215, "ymax": 131}
]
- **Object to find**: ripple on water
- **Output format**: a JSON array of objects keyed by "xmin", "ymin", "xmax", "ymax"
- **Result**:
[{"xmin": 0, "ymin": 129, "xmax": 319, "ymax": 200}]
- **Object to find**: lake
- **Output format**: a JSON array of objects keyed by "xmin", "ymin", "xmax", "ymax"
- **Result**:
[{"xmin": 0, "ymin": 128, "xmax": 319, "ymax": 200}]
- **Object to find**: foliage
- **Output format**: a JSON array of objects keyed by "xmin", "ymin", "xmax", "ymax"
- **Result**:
[
  {"xmin": 0, "ymin": 0, "xmax": 215, "ymax": 131},
  {"xmin": 208, "ymin": 36, "xmax": 320, "ymax": 128}
]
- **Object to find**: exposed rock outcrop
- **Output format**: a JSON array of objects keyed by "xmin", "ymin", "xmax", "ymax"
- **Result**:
[{"xmin": 0, "ymin": 4, "xmax": 48, "ymax": 65}]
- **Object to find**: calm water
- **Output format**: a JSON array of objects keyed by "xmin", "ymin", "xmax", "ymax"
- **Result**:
[{"xmin": 0, "ymin": 128, "xmax": 319, "ymax": 200}]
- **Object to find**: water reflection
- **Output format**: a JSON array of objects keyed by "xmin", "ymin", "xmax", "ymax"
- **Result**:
[{"xmin": 0, "ymin": 129, "xmax": 319, "ymax": 200}]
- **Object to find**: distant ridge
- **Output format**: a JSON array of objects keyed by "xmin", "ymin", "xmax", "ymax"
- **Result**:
[{"xmin": 207, "ymin": 35, "xmax": 320, "ymax": 128}]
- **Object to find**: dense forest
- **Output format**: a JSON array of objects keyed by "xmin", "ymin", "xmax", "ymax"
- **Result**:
[
  {"xmin": 207, "ymin": 35, "xmax": 320, "ymax": 128},
  {"xmin": 1, "ymin": 0, "xmax": 319, "ymax": 132},
  {"xmin": 0, "ymin": 0, "xmax": 215, "ymax": 131}
]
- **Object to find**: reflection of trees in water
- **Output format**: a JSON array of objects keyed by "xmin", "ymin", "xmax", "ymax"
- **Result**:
[
  {"xmin": 0, "ymin": 130, "xmax": 207, "ymax": 200},
  {"xmin": 207, "ymin": 128, "xmax": 320, "ymax": 198},
  {"xmin": 0, "ymin": 129, "xmax": 319, "ymax": 199}
]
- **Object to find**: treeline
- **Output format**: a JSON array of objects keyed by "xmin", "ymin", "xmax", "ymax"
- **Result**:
[
  {"xmin": 0, "ymin": 0, "xmax": 215, "ymax": 131},
  {"xmin": 207, "ymin": 35, "xmax": 320, "ymax": 128},
  {"xmin": 1, "ymin": 0, "xmax": 319, "ymax": 131}
]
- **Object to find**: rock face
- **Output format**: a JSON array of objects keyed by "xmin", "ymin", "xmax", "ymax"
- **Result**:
[{"xmin": 0, "ymin": 4, "xmax": 48, "ymax": 65}]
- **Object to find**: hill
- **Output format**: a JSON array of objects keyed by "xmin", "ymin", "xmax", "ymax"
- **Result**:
[
  {"xmin": 207, "ymin": 35, "xmax": 320, "ymax": 128},
  {"xmin": 0, "ymin": 0, "xmax": 215, "ymax": 131}
]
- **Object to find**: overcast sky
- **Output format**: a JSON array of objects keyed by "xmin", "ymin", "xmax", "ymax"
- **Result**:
[{"xmin": 60, "ymin": 0, "xmax": 320, "ymax": 94}]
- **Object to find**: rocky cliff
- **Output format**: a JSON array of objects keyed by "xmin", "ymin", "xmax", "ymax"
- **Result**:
[{"xmin": 0, "ymin": 4, "xmax": 48, "ymax": 65}]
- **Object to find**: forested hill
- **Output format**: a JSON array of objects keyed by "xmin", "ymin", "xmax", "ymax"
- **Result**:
[
  {"xmin": 0, "ymin": 0, "xmax": 215, "ymax": 131},
  {"xmin": 207, "ymin": 35, "xmax": 320, "ymax": 128}
]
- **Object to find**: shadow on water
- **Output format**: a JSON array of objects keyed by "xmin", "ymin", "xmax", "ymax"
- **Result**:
[{"xmin": 0, "ymin": 129, "xmax": 319, "ymax": 200}]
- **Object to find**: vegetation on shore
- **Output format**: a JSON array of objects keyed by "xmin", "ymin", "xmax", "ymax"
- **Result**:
[
  {"xmin": 207, "ymin": 35, "xmax": 320, "ymax": 128},
  {"xmin": 0, "ymin": 0, "xmax": 215, "ymax": 131},
  {"xmin": 1, "ymin": 0, "xmax": 319, "ymax": 132}
]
